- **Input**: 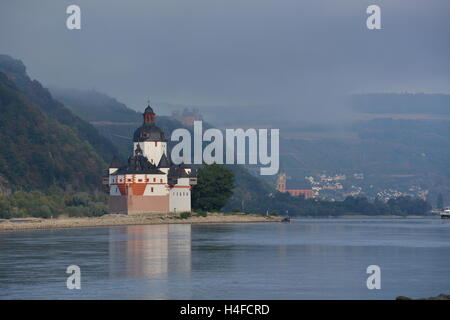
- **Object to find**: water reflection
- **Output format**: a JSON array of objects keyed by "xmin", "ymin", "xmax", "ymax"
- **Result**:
[{"xmin": 109, "ymin": 224, "xmax": 191, "ymax": 279}]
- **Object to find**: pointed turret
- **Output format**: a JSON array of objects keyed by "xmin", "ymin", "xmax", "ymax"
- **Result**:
[
  {"xmin": 135, "ymin": 143, "xmax": 143, "ymax": 155},
  {"xmin": 109, "ymin": 155, "xmax": 122, "ymax": 174},
  {"xmin": 109, "ymin": 155, "xmax": 122, "ymax": 168},
  {"xmin": 133, "ymin": 102, "xmax": 165, "ymax": 142},
  {"xmin": 157, "ymin": 153, "xmax": 171, "ymax": 168}
]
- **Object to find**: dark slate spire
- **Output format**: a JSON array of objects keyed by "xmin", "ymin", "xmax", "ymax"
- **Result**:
[
  {"xmin": 188, "ymin": 168, "xmax": 197, "ymax": 177},
  {"xmin": 143, "ymin": 100, "xmax": 155, "ymax": 124},
  {"xmin": 157, "ymin": 153, "xmax": 171, "ymax": 168},
  {"xmin": 179, "ymin": 165, "xmax": 191, "ymax": 178},
  {"xmin": 133, "ymin": 101, "xmax": 166, "ymax": 142},
  {"xmin": 135, "ymin": 143, "xmax": 143, "ymax": 155},
  {"xmin": 117, "ymin": 151, "xmax": 164, "ymax": 175},
  {"xmin": 144, "ymin": 105, "xmax": 154, "ymax": 115},
  {"xmin": 109, "ymin": 155, "xmax": 122, "ymax": 168}
]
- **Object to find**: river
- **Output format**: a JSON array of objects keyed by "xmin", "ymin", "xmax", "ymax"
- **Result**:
[{"xmin": 0, "ymin": 218, "xmax": 449, "ymax": 299}]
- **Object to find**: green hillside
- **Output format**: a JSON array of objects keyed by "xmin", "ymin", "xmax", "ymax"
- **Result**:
[
  {"xmin": 0, "ymin": 71, "xmax": 106, "ymax": 191},
  {"xmin": 0, "ymin": 55, "xmax": 119, "ymax": 164}
]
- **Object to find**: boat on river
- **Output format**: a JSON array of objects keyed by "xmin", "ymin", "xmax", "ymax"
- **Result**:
[{"xmin": 439, "ymin": 207, "xmax": 450, "ymax": 219}]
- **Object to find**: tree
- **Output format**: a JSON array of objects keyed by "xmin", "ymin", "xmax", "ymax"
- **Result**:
[
  {"xmin": 437, "ymin": 193, "xmax": 444, "ymax": 210},
  {"xmin": 192, "ymin": 163, "xmax": 235, "ymax": 212}
]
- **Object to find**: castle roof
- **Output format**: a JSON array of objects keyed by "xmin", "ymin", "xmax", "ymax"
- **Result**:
[
  {"xmin": 188, "ymin": 168, "xmax": 197, "ymax": 177},
  {"xmin": 168, "ymin": 164, "xmax": 196, "ymax": 178},
  {"xmin": 133, "ymin": 102, "xmax": 165, "ymax": 142},
  {"xmin": 111, "ymin": 152, "xmax": 165, "ymax": 175},
  {"xmin": 133, "ymin": 123, "xmax": 165, "ymax": 142},
  {"xmin": 109, "ymin": 155, "xmax": 122, "ymax": 168},
  {"xmin": 113, "ymin": 167, "xmax": 165, "ymax": 175},
  {"xmin": 144, "ymin": 105, "xmax": 154, "ymax": 114},
  {"xmin": 157, "ymin": 153, "xmax": 171, "ymax": 168}
]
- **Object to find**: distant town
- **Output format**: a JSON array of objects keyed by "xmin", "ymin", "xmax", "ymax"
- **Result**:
[{"xmin": 278, "ymin": 172, "xmax": 429, "ymax": 202}]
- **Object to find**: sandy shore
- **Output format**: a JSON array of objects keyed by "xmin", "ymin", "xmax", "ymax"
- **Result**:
[{"xmin": 0, "ymin": 213, "xmax": 282, "ymax": 232}]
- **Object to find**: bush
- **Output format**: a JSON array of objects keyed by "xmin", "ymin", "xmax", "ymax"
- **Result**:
[
  {"xmin": 196, "ymin": 211, "xmax": 207, "ymax": 217},
  {"xmin": 0, "ymin": 189, "xmax": 109, "ymax": 219},
  {"xmin": 179, "ymin": 212, "xmax": 191, "ymax": 219},
  {"xmin": 192, "ymin": 163, "xmax": 235, "ymax": 212}
]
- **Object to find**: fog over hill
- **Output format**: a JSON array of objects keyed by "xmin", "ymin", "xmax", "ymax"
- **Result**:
[
  {"xmin": 1, "ymin": 0, "xmax": 449, "ymax": 124},
  {"xmin": 47, "ymin": 85, "xmax": 450, "ymax": 209}
]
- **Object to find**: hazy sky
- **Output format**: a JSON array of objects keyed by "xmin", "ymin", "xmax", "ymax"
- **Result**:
[{"xmin": 1, "ymin": 0, "xmax": 449, "ymax": 115}]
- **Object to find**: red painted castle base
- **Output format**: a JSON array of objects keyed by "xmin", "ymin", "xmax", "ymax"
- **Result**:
[{"xmin": 109, "ymin": 194, "xmax": 170, "ymax": 215}]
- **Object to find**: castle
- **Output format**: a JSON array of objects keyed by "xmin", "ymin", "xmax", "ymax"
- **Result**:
[
  {"xmin": 106, "ymin": 104, "xmax": 197, "ymax": 215},
  {"xmin": 171, "ymin": 108, "xmax": 203, "ymax": 126}
]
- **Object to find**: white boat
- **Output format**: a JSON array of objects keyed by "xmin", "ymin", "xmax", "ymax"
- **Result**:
[{"xmin": 440, "ymin": 207, "xmax": 450, "ymax": 219}]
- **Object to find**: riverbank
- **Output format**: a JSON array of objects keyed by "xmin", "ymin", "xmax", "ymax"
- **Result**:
[
  {"xmin": 396, "ymin": 293, "xmax": 450, "ymax": 300},
  {"xmin": 0, "ymin": 212, "xmax": 282, "ymax": 232},
  {"xmin": 296, "ymin": 215, "xmax": 437, "ymax": 219}
]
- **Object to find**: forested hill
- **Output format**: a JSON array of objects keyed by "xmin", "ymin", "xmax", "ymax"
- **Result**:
[
  {"xmin": 0, "ymin": 71, "xmax": 106, "ymax": 191},
  {"xmin": 0, "ymin": 55, "xmax": 119, "ymax": 164},
  {"xmin": 49, "ymin": 87, "xmax": 141, "ymax": 123}
]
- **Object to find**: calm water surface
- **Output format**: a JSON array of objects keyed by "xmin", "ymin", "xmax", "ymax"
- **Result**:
[{"xmin": 0, "ymin": 218, "xmax": 449, "ymax": 299}]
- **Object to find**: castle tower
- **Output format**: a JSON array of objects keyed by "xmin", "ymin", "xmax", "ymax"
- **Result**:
[
  {"xmin": 276, "ymin": 172, "xmax": 286, "ymax": 193},
  {"xmin": 132, "ymin": 103, "xmax": 167, "ymax": 165}
]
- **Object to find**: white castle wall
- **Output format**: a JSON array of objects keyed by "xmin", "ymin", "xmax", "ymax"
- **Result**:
[
  {"xmin": 169, "ymin": 187, "xmax": 191, "ymax": 213},
  {"xmin": 134, "ymin": 142, "xmax": 167, "ymax": 165},
  {"xmin": 143, "ymin": 183, "xmax": 168, "ymax": 196},
  {"xmin": 109, "ymin": 174, "xmax": 169, "ymax": 196}
]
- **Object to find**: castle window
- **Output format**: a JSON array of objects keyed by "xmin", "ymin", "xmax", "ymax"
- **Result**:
[
  {"xmin": 153, "ymin": 178, "xmax": 156, "ymax": 182},
  {"xmin": 138, "ymin": 179, "xmax": 142, "ymax": 182},
  {"xmin": 160, "ymin": 179, "xmax": 163, "ymax": 183},
  {"xmin": 151, "ymin": 187, "xmax": 154, "ymax": 192},
  {"xmin": 146, "ymin": 178, "xmax": 149, "ymax": 182},
  {"xmin": 127, "ymin": 179, "xmax": 131, "ymax": 182}
]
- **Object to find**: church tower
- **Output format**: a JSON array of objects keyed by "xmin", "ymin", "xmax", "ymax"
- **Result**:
[
  {"xmin": 276, "ymin": 172, "xmax": 286, "ymax": 193},
  {"xmin": 132, "ymin": 103, "xmax": 167, "ymax": 165}
]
